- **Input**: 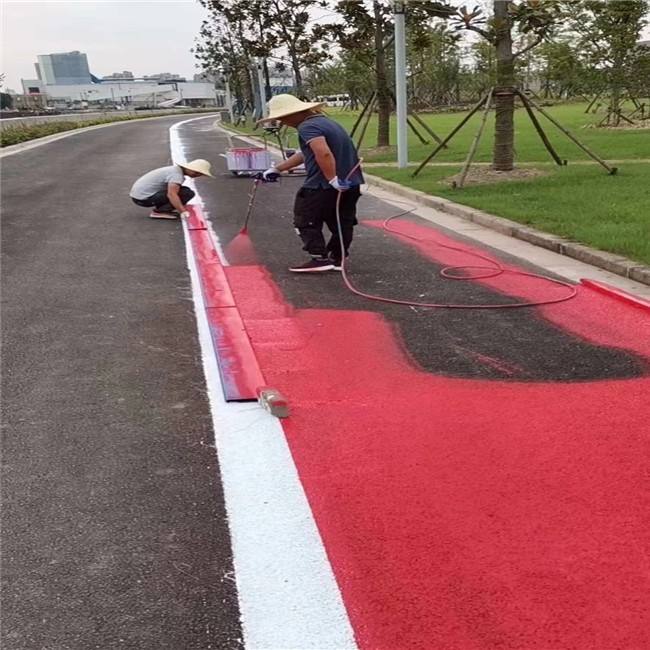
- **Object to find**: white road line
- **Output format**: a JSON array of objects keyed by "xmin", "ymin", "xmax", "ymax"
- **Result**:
[{"xmin": 171, "ymin": 116, "xmax": 357, "ymax": 650}]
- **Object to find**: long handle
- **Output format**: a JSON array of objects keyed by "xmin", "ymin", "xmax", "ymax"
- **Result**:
[{"xmin": 240, "ymin": 179, "xmax": 260, "ymax": 233}]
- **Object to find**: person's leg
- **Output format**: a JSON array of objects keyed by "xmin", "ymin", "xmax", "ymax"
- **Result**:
[
  {"xmin": 290, "ymin": 188, "xmax": 333, "ymax": 272},
  {"xmin": 178, "ymin": 186, "xmax": 195, "ymax": 205},
  {"xmin": 151, "ymin": 186, "xmax": 195, "ymax": 214},
  {"xmin": 293, "ymin": 188, "xmax": 327, "ymax": 254},
  {"xmin": 149, "ymin": 190, "xmax": 175, "ymax": 213},
  {"xmin": 324, "ymin": 185, "xmax": 361, "ymax": 264},
  {"xmin": 131, "ymin": 197, "xmax": 153, "ymax": 207}
]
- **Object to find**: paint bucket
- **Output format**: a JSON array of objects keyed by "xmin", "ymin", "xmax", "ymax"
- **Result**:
[
  {"xmin": 226, "ymin": 148, "xmax": 252, "ymax": 170},
  {"xmin": 249, "ymin": 148, "xmax": 272, "ymax": 170}
]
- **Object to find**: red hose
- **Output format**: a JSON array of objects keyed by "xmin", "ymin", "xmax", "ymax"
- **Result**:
[{"xmin": 335, "ymin": 166, "xmax": 578, "ymax": 310}]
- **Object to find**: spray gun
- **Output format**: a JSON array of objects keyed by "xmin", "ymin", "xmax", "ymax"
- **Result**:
[{"xmin": 239, "ymin": 171, "xmax": 280, "ymax": 235}]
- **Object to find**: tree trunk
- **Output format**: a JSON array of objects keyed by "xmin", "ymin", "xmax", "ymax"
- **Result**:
[
  {"xmin": 493, "ymin": 0, "xmax": 515, "ymax": 171},
  {"xmin": 609, "ymin": 57, "xmax": 625, "ymax": 126},
  {"xmin": 289, "ymin": 49, "xmax": 304, "ymax": 98},
  {"xmin": 373, "ymin": 0, "xmax": 391, "ymax": 147}
]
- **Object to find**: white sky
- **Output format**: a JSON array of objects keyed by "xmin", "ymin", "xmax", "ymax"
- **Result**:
[
  {"xmin": 1, "ymin": 0, "xmax": 649, "ymax": 92},
  {"xmin": 1, "ymin": 0, "xmax": 210, "ymax": 90}
]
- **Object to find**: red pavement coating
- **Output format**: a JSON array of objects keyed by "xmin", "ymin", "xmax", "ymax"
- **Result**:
[
  {"xmin": 188, "ymin": 217, "xmax": 266, "ymax": 401},
  {"xmin": 222, "ymin": 221, "xmax": 650, "ymax": 648},
  {"xmin": 581, "ymin": 279, "xmax": 650, "ymax": 314},
  {"xmin": 224, "ymin": 231, "xmax": 260, "ymax": 266}
]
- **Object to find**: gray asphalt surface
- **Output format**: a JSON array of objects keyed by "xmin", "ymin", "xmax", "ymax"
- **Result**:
[{"xmin": 1, "ymin": 116, "xmax": 242, "ymax": 649}]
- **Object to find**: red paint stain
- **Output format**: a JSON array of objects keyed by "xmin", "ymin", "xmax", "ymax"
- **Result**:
[
  {"xmin": 224, "ymin": 260, "xmax": 650, "ymax": 649},
  {"xmin": 223, "ymin": 231, "xmax": 259, "ymax": 266}
]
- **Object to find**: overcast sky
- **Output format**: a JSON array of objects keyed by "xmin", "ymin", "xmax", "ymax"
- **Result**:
[
  {"xmin": 2, "ymin": 0, "xmax": 649, "ymax": 92},
  {"xmin": 1, "ymin": 0, "xmax": 210, "ymax": 90}
]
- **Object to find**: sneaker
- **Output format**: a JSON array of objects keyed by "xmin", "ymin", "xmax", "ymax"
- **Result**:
[
  {"xmin": 149, "ymin": 210, "xmax": 179, "ymax": 220},
  {"xmin": 289, "ymin": 258, "xmax": 334, "ymax": 273}
]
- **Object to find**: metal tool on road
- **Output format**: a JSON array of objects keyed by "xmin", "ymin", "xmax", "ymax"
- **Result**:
[{"xmin": 257, "ymin": 386, "xmax": 290, "ymax": 418}]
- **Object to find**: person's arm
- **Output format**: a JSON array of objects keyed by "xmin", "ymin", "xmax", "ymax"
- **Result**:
[
  {"xmin": 274, "ymin": 150, "xmax": 304, "ymax": 173},
  {"xmin": 167, "ymin": 182, "xmax": 188, "ymax": 215},
  {"xmin": 306, "ymin": 136, "xmax": 336, "ymax": 181}
]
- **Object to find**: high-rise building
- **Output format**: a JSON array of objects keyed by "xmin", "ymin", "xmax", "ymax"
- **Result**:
[{"xmin": 36, "ymin": 51, "xmax": 92, "ymax": 85}]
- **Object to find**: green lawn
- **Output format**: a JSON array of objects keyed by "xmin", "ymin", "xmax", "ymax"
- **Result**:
[
  {"xmin": 223, "ymin": 103, "xmax": 650, "ymax": 266},
  {"xmin": 370, "ymin": 162, "xmax": 650, "ymax": 265},
  {"xmin": 229, "ymin": 102, "xmax": 650, "ymax": 163}
]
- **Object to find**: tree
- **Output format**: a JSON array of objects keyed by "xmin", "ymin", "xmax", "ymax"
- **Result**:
[
  {"xmin": 409, "ymin": 22, "xmax": 462, "ymax": 106},
  {"xmin": 535, "ymin": 40, "xmax": 588, "ymax": 98},
  {"xmin": 267, "ymin": 0, "xmax": 329, "ymax": 98},
  {"xmin": 440, "ymin": 0, "xmax": 565, "ymax": 170},
  {"xmin": 325, "ymin": 1, "xmax": 393, "ymax": 146},
  {"xmin": 327, "ymin": 0, "xmax": 454, "ymax": 147},
  {"xmin": 195, "ymin": 0, "xmax": 278, "ymax": 113},
  {"xmin": 570, "ymin": 0, "xmax": 649, "ymax": 124}
]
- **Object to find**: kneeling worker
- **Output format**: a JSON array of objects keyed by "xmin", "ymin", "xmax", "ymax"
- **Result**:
[
  {"xmin": 130, "ymin": 159, "xmax": 214, "ymax": 219},
  {"xmin": 258, "ymin": 94, "xmax": 363, "ymax": 272}
]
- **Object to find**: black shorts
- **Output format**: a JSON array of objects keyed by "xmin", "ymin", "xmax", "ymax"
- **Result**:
[{"xmin": 293, "ymin": 185, "xmax": 361, "ymax": 230}]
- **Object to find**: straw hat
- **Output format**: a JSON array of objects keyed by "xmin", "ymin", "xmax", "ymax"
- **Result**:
[
  {"xmin": 258, "ymin": 94, "xmax": 326, "ymax": 123},
  {"xmin": 180, "ymin": 159, "xmax": 214, "ymax": 177}
]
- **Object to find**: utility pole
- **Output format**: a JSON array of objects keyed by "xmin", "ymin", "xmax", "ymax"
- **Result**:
[
  {"xmin": 256, "ymin": 59, "xmax": 267, "ymax": 117},
  {"xmin": 394, "ymin": 0, "xmax": 408, "ymax": 168}
]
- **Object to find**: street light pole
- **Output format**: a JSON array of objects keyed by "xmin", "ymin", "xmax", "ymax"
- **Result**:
[
  {"xmin": 256, "ymin": 59, "xmax": 267, "ymax": 117},
  {"xmin": 394, "ymin": 0, "xmax": 408, "ymax": 169}
]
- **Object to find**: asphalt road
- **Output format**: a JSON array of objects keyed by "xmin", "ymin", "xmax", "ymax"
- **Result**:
[
  {"xmin": 3, "ymin": 115, "xmax": 649, "ymax": 650},
  {"xmin": 1, "ymin": 116, "xmax": 242, "ymax": 649}
]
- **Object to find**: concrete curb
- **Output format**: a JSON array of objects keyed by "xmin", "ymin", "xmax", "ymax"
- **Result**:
[
  {"xmin": 364, "ymin": 173, "xmax": 650, "ymax": 288},
  {"xmin": 217, "ymin": 123, "xmax": 650, "ymax": 288}
]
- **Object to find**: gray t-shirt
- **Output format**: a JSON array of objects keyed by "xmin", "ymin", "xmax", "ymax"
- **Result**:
[
  {"xmin": 130, "ymin": 165, "xmax": 185, "ymax": 200},
  {"xmin": 297, "ymin": 115, "xmax": 363, "ymax": 189}
]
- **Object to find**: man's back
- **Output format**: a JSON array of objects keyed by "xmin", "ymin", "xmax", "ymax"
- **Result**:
[
  {"xmin": 297, "ymin": 115, "xmax": 364, "ymax": 189},
  {"xmin": 130, "ymin": 165, "xmax": 184, "ymax": 200}
]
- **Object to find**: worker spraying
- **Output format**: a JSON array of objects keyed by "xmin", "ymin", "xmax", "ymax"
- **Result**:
[{"xmin": 258, "ymin": 94, "xmax": 364, "ymax": 273}]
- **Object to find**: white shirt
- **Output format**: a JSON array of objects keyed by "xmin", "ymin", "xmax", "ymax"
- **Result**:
[{"xmin": 130, "ymin": 165, "xmax": 185, "ymax": 200}]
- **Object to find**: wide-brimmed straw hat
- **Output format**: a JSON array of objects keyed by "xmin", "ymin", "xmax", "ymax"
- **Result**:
[
  {"xmin": 258, "ymin": 94, "xmax": 326, "ymax": 123},
  {"xmin": 180, "ymin": 159, "xmax": 214, "ymax": 177}
]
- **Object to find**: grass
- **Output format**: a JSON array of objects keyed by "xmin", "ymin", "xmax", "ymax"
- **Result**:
[
  {"xmin": 0, "ymin": 109, "xmax": 217, "ymax": 147},
  {"xmin": 227, "ymin": 102, "xmax": 650, "ymax": 164},
  {"xmin": 370, "ymin": 162, "xmax": 650, "ymax": 265},
  {"xmin": 224, "ymin": 102, "xmax": 650, "ymax": 265}
]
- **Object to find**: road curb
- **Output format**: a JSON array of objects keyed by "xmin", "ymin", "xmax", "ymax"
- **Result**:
[{"xmin": 364, "ymin": 173, "xmax": 650, "ymax": 288}]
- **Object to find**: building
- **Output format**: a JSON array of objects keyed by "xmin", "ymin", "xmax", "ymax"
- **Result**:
[
  {"xmin": 19, "ymin": 53, "xmax": 221, "ymax": 109},
  {"xmin": 36, "ymin": 51, "xmax": 92, "ymax": 85},
  {"xmin": 143, "ymin": 73, "xmax": 186, "ymax": 82},
  {"xmin": 19, "ymin": 79, "xmax": 223, "ymax": 108},
  {"xmin": 21, "ymin": 79, "xmax": 44, "ymax": 95},
  {"xmin": 102, "ymin": 71, "xmax": 135, "ymax": 81}
]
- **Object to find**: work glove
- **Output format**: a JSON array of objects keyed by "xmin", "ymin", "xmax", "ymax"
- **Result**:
[
  {"xmin": 260, "ymin": 166, "xmax": 280, "ymax": 182},
  {"xmin": 329, "ymin": 177, "xmax": 351, "ymax": 191}
]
